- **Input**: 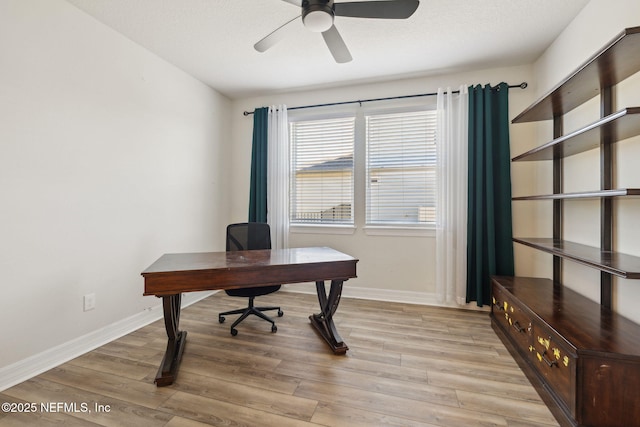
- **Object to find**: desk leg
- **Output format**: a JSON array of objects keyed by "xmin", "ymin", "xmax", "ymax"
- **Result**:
[
  {"xmin": 155, "ymin": 294, "xmax": 187, "ymax": 386},
  {"xmin": 310, "ymin": 280, "xmax": 349, "ymax": 354}
]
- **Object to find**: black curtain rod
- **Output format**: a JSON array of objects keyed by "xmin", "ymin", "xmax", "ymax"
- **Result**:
[{"xmin": 243, "ymin": 82, "xmax": 528, "ymax": 116}]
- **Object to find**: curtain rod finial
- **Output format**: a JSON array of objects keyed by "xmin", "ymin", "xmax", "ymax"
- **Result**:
[{"xmin": 520, "ymin": 82, "xmax": 528, "ymax": 89}]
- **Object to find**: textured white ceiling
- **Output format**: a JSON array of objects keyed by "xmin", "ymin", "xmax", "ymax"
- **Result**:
[{"xmin": 65, "ymin": 0, "xmax": 589, "ymax": 98}]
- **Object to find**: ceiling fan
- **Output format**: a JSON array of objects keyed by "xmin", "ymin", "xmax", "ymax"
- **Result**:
[{"xmin": 254, "ymin": 0, "xmax": 420, "ymax": 63}]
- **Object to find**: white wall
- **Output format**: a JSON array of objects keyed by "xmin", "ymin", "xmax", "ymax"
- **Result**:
[
  {"xmin": 0, "ymin": 0, "xmax": 230, "ymax": 373},
  {"xmin": 521, "ymin": 0, "xmax": 640, "ymax": 323},
  {"xmin": 230, "ymin": 65, "xmax": 535, "ymax": 305}
]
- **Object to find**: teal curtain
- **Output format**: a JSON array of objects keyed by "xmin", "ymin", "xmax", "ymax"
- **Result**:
[
  {"xmin": 466, "ymin": 83, "xmax": 514, "ymax": 306},
  {"xmin": 248, "ymin": 107, "xmax": 269, "ymax": 222}
]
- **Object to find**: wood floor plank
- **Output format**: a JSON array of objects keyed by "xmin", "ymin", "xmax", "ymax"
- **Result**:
[
  {"xmin": 159, "ymin": 391, "xmax": 319, "ymax": 427},
  {"xmin": 2, "ymin": 377, "xmax": 173, "ymax": 426},
  {"xmin": 0, "ymin": 392, "xmax": 101, "ymax": 427},
  {"xmin": 294, "ymin": 380, "xmax": 509, "ymax": 427},
  {"xmin": 179, "ymin": 341, "xmax": 283, "ymax": 373},
  {"xmin": 427, "ymin": 370, "xmax": 542, "ymax": 402},
  {"xmin": 344, "ymin": 344, "xmax": 402, "ymax": 365},
  {"xmin": 92, "ymin": 339, "xmax": 165, "ymax": 363},
  {"xmin": 387, "ymin": 337, "xmax": 516, "ymax": 368},
  {"xmin": 38, "ymin": 365, "xmax": 176, "ymax": 409},
  {"xmin": 338, "ymin": 317, "xmax": 471, "ymax": 340},
  {"xmin": 68, "ymin": 351, "xmax": 159, "ymax": 381},
  {"xmin": 163, "ymin": 416, "xmax": 216, "ymax": 427},
  {"xmin": 272, "ymin": 346, "xmax": 429, "ymax": 383},
  {"xmin": 177, "ymin": 351, "xmax": 300, "ymax": 395},
  {"xmin": 310, "ymin": 401, "xmax": 441, "ymax": 427},
  {"xmin": 402, "ymin": 353, "xmax": 526, "ymax": 385},
  {"xmin": 171, "ymin": 371, "xmax": 317, "ymax": 420},
  {"xmin": 456, "ymin": 389, "xmax": 558, "ymax": 426},
  {"xmin": 348, "ymin": 327, "xmax": 495, "ymax": 357},
  {"xmin": 278, "ymin": 359, "xmax": 457, "ymax": 407},
  {"xmin": 0, "ymin": 291, "xmax": 559, "ymax": 427}
]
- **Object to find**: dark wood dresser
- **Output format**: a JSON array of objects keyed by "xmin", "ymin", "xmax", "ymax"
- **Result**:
[{"xmin": 492, "ymin": 276, "xmax": 640, "ymax": 427}]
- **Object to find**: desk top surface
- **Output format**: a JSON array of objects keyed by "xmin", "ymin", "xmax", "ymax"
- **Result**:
[{"xmin": 142, "ymin": 246, "xmax": 357, "ymax": 276}]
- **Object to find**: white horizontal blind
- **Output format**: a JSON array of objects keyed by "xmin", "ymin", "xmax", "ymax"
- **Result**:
[
  {"xmin": 290, "ymin": 116, "xmax": 355, "ymax": 224},
  {"xmin": 366, "ymin": 109, "xmax": 437, "ymax": 226}
]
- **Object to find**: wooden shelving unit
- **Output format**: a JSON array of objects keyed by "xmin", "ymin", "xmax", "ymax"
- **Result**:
[
  {"xmin": 492, "ymin": 26, "xmax": 640, "ymax": 427},
  {"xmin": 512, "ymin": 26, "xmax": 640, "ymax": 298}
]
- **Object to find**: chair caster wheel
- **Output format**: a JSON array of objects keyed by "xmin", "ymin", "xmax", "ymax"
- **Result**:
[
  {"xmin": 219, "ymin": 316, "xmax": 225, "ymax": 324},
  {"xmin": 271, "ymin": 325, "xmax": 277, "ymax": 333},
  {"xmin": 277, "ymin": 310, "xmax": 284, "ymax": 317},
  {"xmin": 231, "ymin": 328, "xmax": 238, "ymax": 336}
]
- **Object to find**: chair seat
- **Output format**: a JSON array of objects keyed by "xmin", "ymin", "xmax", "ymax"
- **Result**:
[{"xmin": 225, "ymin": 285, "xmax": 281, "ymax": 298}]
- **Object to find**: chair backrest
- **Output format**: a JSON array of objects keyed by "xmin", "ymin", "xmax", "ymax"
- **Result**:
[{"xmin": 226, "ymin": 222, "xmax": 272, "ymax": 252}]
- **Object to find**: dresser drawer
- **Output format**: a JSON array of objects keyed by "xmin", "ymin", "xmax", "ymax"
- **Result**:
[
  {"xmin": 492, "ymin": 284, "xmax": 532, "ymax": 351},
  {"xmin": 530, "ymin": 323, "xmax": 576, "ymax": 414}
]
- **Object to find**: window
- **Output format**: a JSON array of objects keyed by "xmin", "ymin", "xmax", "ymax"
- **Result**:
[
  {"xmin": 366, "ymin": 110, "xmax": 437, "ymax": 226},
  {"xmin": 288, "ymin": 107, "xmax": 436, "ymax": 229},
  {"xmin": 289, "ymin": 116, "xmax": 355, "ymax": 225}
]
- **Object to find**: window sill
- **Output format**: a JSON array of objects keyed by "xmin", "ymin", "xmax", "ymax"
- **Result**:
[
  {"xmin": 289, "ymin": 224, "xmax": 435, "ymax": 237},
  {"xmin": 289, "ymin": 224, "xmax": 356, "ymax": 235}
]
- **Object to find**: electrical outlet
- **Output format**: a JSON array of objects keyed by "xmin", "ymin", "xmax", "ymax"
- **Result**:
[{"xmin": 83, "ymin": 293, "xmax": 96, "ymax": 311}]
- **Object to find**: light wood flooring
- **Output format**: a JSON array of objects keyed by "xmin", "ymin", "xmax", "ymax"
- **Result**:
[{"xmin": 0, "ymin": 291, "xmax": 559, "ymax": 427}]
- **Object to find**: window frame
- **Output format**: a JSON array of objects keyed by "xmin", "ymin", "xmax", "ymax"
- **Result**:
[
  {"xmin": 364, "ymin": 107, "xmax": 438, "ymax": 228},
  {"xmin": 288, "ymin": 111, "xmax": 356, "ymax": 228},
  {"xmin": 287, "ymin": 101, "xmax": 437, "ymax": 236}
]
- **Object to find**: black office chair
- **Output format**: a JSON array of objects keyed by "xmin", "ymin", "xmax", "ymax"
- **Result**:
[{"xmin": 218, "ymin": 222, "xmax": 283, "ymax": 336}]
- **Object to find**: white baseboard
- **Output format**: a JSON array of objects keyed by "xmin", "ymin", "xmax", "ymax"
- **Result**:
[
  {"xmin": 283, "ymin": 283, "xmax": 489, "ymax": 311},
  {"xmin": 0, "ymin": 291, "xmax": 214, "ymax": 392}
]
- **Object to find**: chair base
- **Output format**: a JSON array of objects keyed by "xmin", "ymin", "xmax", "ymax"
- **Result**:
[{"xmin": 218, "ymin": 296, "xmax": 283, "ymax": 336}]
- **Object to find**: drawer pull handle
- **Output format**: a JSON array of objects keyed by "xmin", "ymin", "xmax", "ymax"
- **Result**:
[
  {"xmin": 512, "ymin": 320, "xmax": 525, "ymax": 333},
  {"xmin": 537, "ymin": 336, "xmax": 551, "ymax": 350},
  {"xmin": 493, "ymin": 301, "xmax": 504, "ymax": 311},
  {"xmin": 541, "ymin": 352, "xmax": 558, "ymax": 367}
]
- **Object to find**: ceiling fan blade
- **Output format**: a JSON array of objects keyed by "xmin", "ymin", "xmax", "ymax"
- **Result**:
[
  {"xmin": 254, "ymin": 15, "xmax": 301, "ymax": 52},
  {"xmin": 334, "ymin": 0, "xmax": 419, "ymax": 19},
  {"xmin": 281, "ymin": 0, "xmax": 302, "ymax": 6},
  {"xmin": 322, "ymin": 25, "xmax": 352, "ymax": 63}
]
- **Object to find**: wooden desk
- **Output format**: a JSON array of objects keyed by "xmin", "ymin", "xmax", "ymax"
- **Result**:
[{"xmin": 141, "ymin": 246, "xmax": 358, "ymax": 386}]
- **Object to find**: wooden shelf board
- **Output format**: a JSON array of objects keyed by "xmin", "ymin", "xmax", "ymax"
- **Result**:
[
  {"xmin": 513, "ymin": 237, "xmax": 640, "ymax": 279},
  {"xmin": 513, "ymin": 26, "xmax": 640, "ymax": 123},
  {"xmin": 512, "ymin": 188, "xmax": 640, "ymax": 200},
  {"xmin": 513, "ymin": 107, "xmax": 640, "ymax": 161}
]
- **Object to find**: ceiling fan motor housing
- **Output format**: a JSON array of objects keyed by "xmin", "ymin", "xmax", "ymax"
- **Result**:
[{"xmin": 302, "ymin": 0, "xmax": 335, "ymax": 32}]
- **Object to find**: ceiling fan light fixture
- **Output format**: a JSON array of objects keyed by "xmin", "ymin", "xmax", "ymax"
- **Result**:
[
  {"xmin": 303, "ymin": 10, "xmax": 334, "ymax": 32},
  {"xmin": 302, "ymin": 1, "xmax": 335, "ymax": 32}
]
